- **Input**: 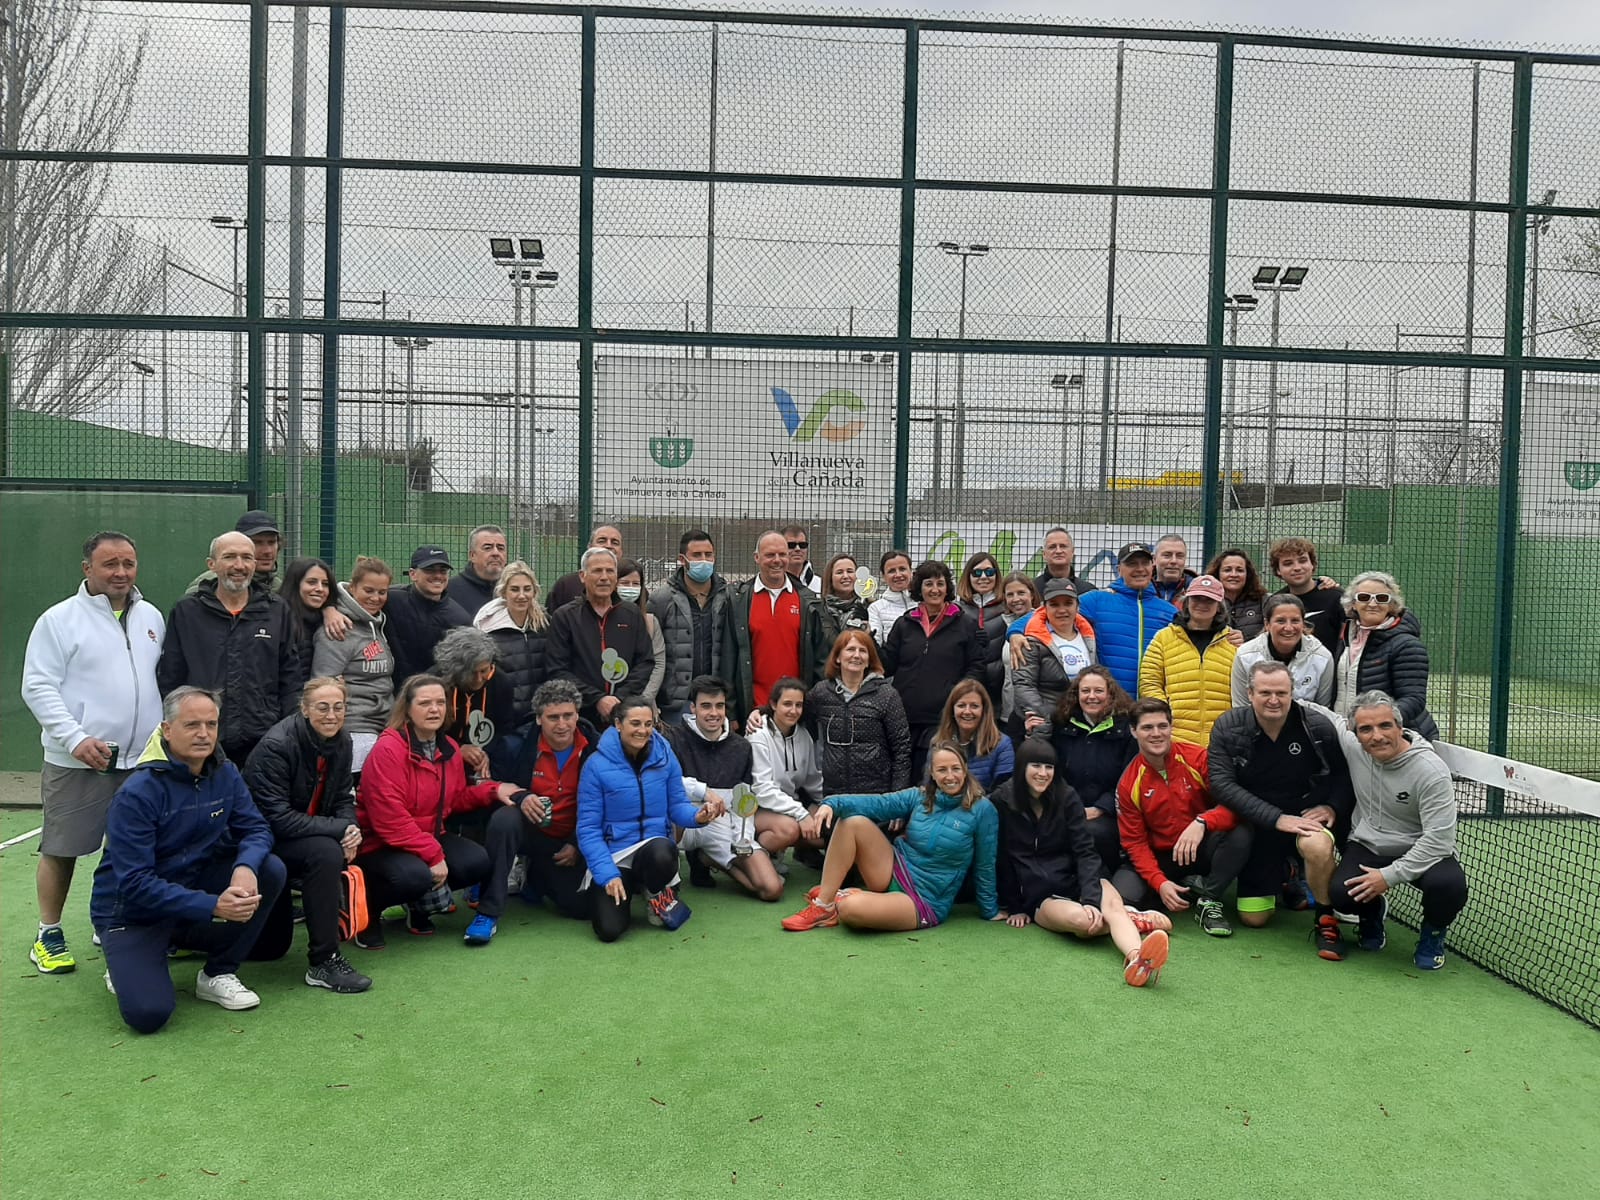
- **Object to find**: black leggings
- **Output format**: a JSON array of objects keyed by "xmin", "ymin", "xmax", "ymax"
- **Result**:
[
  {"xmin": 265, "ymin": 834, "xmax": 347, "ymax": 965},
  {"xmin": 591, "ymin": 837, "xmax": 680, "ymax": 944},
  {"xmin": 1111, "ymin": 826, "xmax": 1253, "ymax": 908},
  {"xmin": 360, "ymin": 835, "xmax": 492, "ymax": 916},
  {"xmin": 1330, "ymin": 840, "xmax": 1468, "ymax": 929}
]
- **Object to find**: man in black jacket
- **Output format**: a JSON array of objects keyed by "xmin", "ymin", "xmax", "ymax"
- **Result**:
[
  {"xmin": 157, "ymin": 531, "xmax": 300, "ymax": 765},
  {"xmin": 545, "ymin": 547, "xmax": 654, "ymax": 727},
  {"xmin": 384, "ymin": 545, "xmax": 472, "ymax": 681},
  {"xmin": 1208, "ymin": 660, "xmax": 1353, "ymax": 960},
  {"xmin": 242, "ymin": 687, "xmax": 371, "ymax": 994},
  {"xmin": 446, "ymin": 525, "xmax": 507, "ymax": 617},
  {"xmin": 650, "ymin": 529, "xmax": 729, "ymax": 722},
  {"xmin": 1032, "ymin": 527, "xmax": 1096, "ymax": 597}
]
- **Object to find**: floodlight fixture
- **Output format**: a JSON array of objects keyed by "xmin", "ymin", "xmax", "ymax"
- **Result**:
[
  {"xmin": 936, "ymin": 241, "xmax": 959, "ymax": 252},
  {"xmin": 534, "ymin": 269, "xmax": 559, "ymax": 284},
  {"xmin": 519, "ymin": 238, "xmax": 544, "ymax": 261},
  {"xmin": 1279, "ymin": 266, "xmax": 1309, "ymax": 288},
  {"xmin": 1252, "ymin": 265, "xmax": 1280, "ymax": 286},
  {"xmin": 489, "ymin": 237, "xmax": 515, "ymax": 260},
  {"xmin": 129, "ymin": 359, "xmax": 155, "ymax": 375},
  {"xmin": 1226, "ymin": 293, "xmax": 1259, "ymax": 310}
]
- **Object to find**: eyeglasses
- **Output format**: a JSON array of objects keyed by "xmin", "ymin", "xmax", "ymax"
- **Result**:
[
  {"xmin": 970, "ymin": 567, "xmax": 997, "ymax": 578},
  {"xmin": 308, "ymin": 703, "xmax": 346, "ymax": 715},
  {"xmin": 787, "ymin": 541, "xmax": 808, "ymax": 550},
  {"xmin": 1354, "ymin": 592, "xmax": 1392, "ymax": 605}
]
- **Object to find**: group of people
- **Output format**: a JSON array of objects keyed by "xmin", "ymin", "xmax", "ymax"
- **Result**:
[{"xmin": 21, "ymin": 513, "xmax": 1466, "ymax": 1033}]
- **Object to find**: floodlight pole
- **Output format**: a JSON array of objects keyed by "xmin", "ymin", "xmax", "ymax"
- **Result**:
[
  {"xmin": 211, "ymin": 216, "xmax": 246, "ymax": 455},
  {"xmin": 1252, "ymin": 268, "xmax": 1307, "ymax": 546},
  {"xmin": 1097, "ymin": 39, "xmax": 1126, "ymax": 500}
]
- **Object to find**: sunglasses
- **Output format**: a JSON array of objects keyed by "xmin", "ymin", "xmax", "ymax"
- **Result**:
[
  {"xmin": 787, "ymin": 541, "xmax": 808, "ymax": 550},
  {"xmin": 970, "ymin": 566, "xmax": 997, "ymax": 578},
  {"xmin": 1354, "ymin": 592, "xmax": 1392, "ymax": 605}
]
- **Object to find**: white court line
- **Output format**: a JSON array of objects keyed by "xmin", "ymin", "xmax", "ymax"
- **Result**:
[{"xmin": 0, "ymin": 826, "xmax": 43, "ymax": 850}]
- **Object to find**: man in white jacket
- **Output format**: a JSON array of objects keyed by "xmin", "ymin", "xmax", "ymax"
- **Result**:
[
  {"xmin": 1315, "ymin": 692, "xmax": 1468, "ymax": 972},
  {"xmin": 21, "ymin": 531, "xmax": 165, "ymax": 974}
]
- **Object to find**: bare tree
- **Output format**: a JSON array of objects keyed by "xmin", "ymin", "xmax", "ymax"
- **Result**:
[
  {"xmin": 1403, "ymin": 427, "xmax": 1503, "ymax": 486},
  {"xmin": 3, "ymin": 0, "xmax": 159, "ymax": 416},
  {"xmin": 1557, "ymin": 204, "xmax": 1600, "ymax": 359}
]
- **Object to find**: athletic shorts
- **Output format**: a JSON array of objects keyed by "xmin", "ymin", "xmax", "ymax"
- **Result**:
[
  {"xmin": 1237, "ymin": 825, "xmax": 1336, "ymax": 914},
  {"xmin": 39, "ymin": 763, "xmax": 126, "ymax": 857},
  {"xmin": 887, "ymin": 847, "xmax": 938, "ymax": 929}
]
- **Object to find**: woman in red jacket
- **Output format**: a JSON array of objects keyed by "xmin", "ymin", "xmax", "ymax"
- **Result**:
[{"xmin": 354, "ymin": 674, "xmax": 518, "ymax": 948}]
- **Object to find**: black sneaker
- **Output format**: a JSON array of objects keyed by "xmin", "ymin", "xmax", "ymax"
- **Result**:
[
  {"xmin": 1194, "ymin": 897, "xmax": 1233, "ymax": 937},
  {"xmin": 1313, "ymin": 914, "xmax": 1345, "ymax": 961},
  {"xmin": 406, "ymin": 907, "xmax": 436, "ymax": 936},
  {"xmin": 306, "ymin": 953, "xmax": 373, "ymax": 993},
  {"xmin": 353, "ymin": 921, "xmax": 386, "ymax": 951},
  {"xmin": 688, "ymin": 852, "xmax": 717, "ymax": 890}
]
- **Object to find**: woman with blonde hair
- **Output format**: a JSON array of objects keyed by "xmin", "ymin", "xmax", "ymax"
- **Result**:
[
  {"xmin": 1334, "ymin": 570, "xmax": 1437, "ymax": 738},
  {"xmin": 312, "ymin": 556, "xmax": 396, "ymax": 772},
  {"xmin": 474, "ymin": 559, "xmax": 550, "ymax": 730}
]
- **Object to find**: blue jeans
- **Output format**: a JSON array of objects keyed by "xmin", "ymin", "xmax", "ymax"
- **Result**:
[{"xmin": 98, "ymin": 853, "xmax": 287, "ymax": 1034}]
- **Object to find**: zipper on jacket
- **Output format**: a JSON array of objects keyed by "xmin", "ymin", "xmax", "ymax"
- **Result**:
[{"xmin": 120, "ymin": 602, "xmax": 140, "ymax": 768}]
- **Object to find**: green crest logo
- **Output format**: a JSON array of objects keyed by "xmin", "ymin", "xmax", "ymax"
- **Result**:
[
  {"xmin": 1565, "ymin": 461, "xmax": 1600, "ymax": 491},
  {"xmin": 651, "ymin": 435, "xmax": 694, "ymax": 469}
]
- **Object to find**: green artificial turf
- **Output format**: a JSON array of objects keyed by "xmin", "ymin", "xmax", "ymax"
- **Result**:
[{"xmin": 3, "ymin": 807, "xmax": 1598, "ymax": 1200}]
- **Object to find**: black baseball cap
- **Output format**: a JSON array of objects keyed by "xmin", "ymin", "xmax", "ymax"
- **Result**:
[
  {"xmin": 1116, "ymin": 541, "xmax": 1153, "ymax": 563},
  {"xmin": 1042, "ymin": 577, "xmax": 1078, "ymax": 600},
  {"xmin": 410, "ymin": 545, "xmax": 453, "ymax": 570},
  {"xmin": 236, "ymin": 510, "xmax": 280, "ymax": 537}
]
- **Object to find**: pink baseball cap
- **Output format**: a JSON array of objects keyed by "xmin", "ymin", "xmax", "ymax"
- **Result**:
[{"xmin": 1184, "ymin": 574, "xmax": 1226, "ymax": 603}]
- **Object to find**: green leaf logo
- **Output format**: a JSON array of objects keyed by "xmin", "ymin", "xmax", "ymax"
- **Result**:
[{"xmin": 1565, "ymin": 461, "xmax": 1600, "ymax": 491}]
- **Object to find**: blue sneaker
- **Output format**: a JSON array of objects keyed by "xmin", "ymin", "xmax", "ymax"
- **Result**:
[
  {"xmin": 465, "ymin": 884, "xmax": 482, "ymax": 909},
  {"xmin": 463, "ymin": 913, "xmax": 498, "ymax": 946},
  {"xmin": 646, "ymin": 886, "xmax": 691, "ymax": 931},
  {"xmin": 1414, "ymin": 924, "xmax": 1448, "ymax": 970}
]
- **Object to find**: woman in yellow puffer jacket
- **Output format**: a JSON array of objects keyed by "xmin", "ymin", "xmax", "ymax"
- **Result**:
[{"xmin": 1138, "ymin": 575, "xmax": 1238, "ymax": 745}]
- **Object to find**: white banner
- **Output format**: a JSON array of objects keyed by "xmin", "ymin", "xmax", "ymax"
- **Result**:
[
  {"xmin": 595, "ymin": 356, "xmax": 896, "ymax": 518},
  {"xmin": 910, "ymin": 522, "xmax": 1203, "ymax": 587},
  {"xmin": 1521, "ymin": 379, "xmax": 1600, "ymax": 537}
]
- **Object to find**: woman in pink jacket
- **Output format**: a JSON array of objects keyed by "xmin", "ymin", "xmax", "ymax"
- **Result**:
[{"xmin": 354, "ymin": 674, "xmax": 518, "ymax": 948}]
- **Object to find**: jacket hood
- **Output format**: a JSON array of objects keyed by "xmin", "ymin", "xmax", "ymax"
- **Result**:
[
  {"xmin": 474, "ymin": 597, "xmax": 521, "ymax": 633},
  {"xmin": 135, "ymin": 727, "xmax": 224, "ymax": 776},
  {"xmin": 834, "ymin": 671, "xmax": 887, "ymax": 696},
  {"xmin": 1023, "ymin": 606, "xmax": 1095, "ymax": 645},
  {"xmin": 679, "ymin": 709, "xmax": 731, "ymax": 743},
  {"xmin": 332, "ymin": 581, "xmax": 387, "ymax": 628}
]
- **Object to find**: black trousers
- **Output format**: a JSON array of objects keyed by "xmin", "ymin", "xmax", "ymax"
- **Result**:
[
  {"xmin": 591, "ymin": 837, "xmax": 679, "ymax": 944},
  {"xmin": 266, "ymin": 835, "xmax": 347, "ymax": 965},
  {"xmin": 477, "ymin": 805, "xmax": 588, "ymax": 920},
  {"xmin": 1085, "ymin": 812, "xmax": 1123, "ymax": 879},
  {"xmin": 360, "ymin": 835, "xmax": 491, "ymax": 918},
  {"xmin": 1112, "ymin": 826, "xmax": 1253, "ymax": 908},
  {"xmin": 1330, "ymin": 840, "xmax": 1468, "ymax": 930}
]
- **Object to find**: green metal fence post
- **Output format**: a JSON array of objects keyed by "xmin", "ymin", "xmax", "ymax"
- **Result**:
[
  {"xmin": 1486, "ymin": 54, "xmax": 1534, "ymax": 809},
  {"xmin": 892, "ymin": 23, "xmax": 919, "ymax": 551},
  {"xmin": 576, "ymin": 9, "xmax": 597, "ymax": 538},
  {"xmin": 245, "ymin": 0, "xmax": 268, "ymax": 509},
  {"xmin": 1201, "ymin": 38, "xmax": 1236, "ymax": 562},
  {"xmin": 319, "ymin": 6, "xmax": 346, "ymax": 564}
]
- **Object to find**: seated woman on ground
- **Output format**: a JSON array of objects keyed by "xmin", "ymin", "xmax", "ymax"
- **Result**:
[
  {"xmin": 933, "ymin": 679, "xmax": 1014, "ymax": 791},
  {"xmin": 781, "ymin": 741, "xmax": 998, "ymax": 933},
  {"xmin": 992, "ymin": 738, "xmax": 1170, "ymax": 988},
  {"xmin": 353, "ymin": 675, "xmax": 520, "ymax": 948},
  {"xmin": 576, "ymin": 698, "xmax": 726, "ymax": 942},
  {"xmin": 747, "ymin": 677, "xmax": 826, "ymax": 861}
]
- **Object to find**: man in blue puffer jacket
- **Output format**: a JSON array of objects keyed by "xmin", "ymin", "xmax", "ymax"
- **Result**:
[
  {"xmin": 91, "ymin": 687, "xmax": 285, "ymax": 1034},
  {"xmin": 1077, "ymin": 543, "xmax": 1177, "ymax": 697}
]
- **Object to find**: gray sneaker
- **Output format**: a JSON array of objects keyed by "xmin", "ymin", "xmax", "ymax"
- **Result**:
[{"xmin": 305, "ymin": 953, "xmax": 373, "ymax": 994}]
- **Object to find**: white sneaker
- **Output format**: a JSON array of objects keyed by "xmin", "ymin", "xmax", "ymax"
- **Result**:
[
  {"xmin": 104, "ymin": 970, "xmax": 116, "ymax": 995},
  {"xmin": 506, "ymin": 854, "xmax": 528, "ymax": 893},
  {"xmin": 194, "ymin": 970, "xmax": 261, "ymax": 1011},
  {"xmin": 92, "ymin": 932, "xmax": 102, "ymax": 947}
]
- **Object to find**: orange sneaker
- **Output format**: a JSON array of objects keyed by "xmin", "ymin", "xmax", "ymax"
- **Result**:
[
  {"xmin": 1126, "ymin": 908, "xmax": 1173, "ymax": 935},
  {"xmin": 781, "ymin": 899, "xmax": 839, "ymax": 932},
  {"xmin": 1123, "ymin": 930, "xmax": 1170, "ymax": 988}
]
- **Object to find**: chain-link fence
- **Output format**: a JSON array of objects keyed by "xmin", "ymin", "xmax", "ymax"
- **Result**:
[{"xmin": 5, "ymin": 1, "xmax": 1600, "ymax": 785}]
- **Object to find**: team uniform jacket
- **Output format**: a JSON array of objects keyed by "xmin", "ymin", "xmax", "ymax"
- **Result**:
[{"xmin": 1116, "ymin": 742, "xmax": 1238, "ymax": 892}]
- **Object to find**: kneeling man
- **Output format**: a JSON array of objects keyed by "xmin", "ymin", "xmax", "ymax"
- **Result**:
[{"xmin": 91, "ymin": 687, "xmax": 286, "ymax": 1033}]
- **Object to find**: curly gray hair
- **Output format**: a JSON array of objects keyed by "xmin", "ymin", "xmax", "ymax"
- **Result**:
[{"xmin": 432, "ymin": 627, "xmax": 498, "ymax": 685}]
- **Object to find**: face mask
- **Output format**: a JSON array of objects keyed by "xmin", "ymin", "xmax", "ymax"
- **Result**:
[
  {"xmin": 618, "ymin": 585, "xmax": 642, "ymax": 603},
  {"xmin": 685, "ymin": 560, "xmax": 715, "ymax": 584}
]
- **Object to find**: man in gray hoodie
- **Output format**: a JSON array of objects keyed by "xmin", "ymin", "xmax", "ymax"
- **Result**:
[{"xmin": 1317, "ymin": 691, "xmax": 1467, "ymax": 971}]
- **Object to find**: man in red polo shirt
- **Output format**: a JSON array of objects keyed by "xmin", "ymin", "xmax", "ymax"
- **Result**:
[
  {"xmin": 721, "ymin": 530, "xmax": 828, "ymax": 727},
  {"xmin": 468, "ymin": 679, "xmax": 598, "ymax": 942}
]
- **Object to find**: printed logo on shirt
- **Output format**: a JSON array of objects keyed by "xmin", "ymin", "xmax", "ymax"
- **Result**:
[
  {"xmin": 253, "ymin": 628, "xmax": 273, "ymax": 640},
  {"xmin": 1287, "ymin": 742, "xmax": 1303, "ymax": 756},
  {"xmin": 360, "ymin": 640, "xmax": 384, "ymax": 662},
  {"xmin": 209, "ymin": 805, "xmax": 225, "ymax": 820},
  {"xmin": 1395, "ymin": 790, "xmax": 1411, "ymax": 802},
  {"xmin": 147, "ymin": 628, "xmax": 158, "ymax": 642}
]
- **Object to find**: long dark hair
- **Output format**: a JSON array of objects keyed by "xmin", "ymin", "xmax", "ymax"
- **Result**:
[{"xmin": 279, "ymin": 556, "xmax": 333, "ymax": 641}]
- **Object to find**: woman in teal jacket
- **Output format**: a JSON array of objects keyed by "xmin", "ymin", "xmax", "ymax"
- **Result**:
[{"xmin": 781, "ymin": 740, "xmax": 999, "ymax": 932}]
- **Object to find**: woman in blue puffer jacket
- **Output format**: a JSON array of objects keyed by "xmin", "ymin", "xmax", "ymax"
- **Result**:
[
  {"xmin": 576, "ymin": 698, "xmax": 724, "ymax": 943},
  {"xmin": 780, "ymin": 740, "xmax": 999, "ymax": 932}
]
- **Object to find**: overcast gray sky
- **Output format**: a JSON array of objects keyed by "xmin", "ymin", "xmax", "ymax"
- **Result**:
[{"xmin": 755, "ymin": 0, "xmax": 1599, "ymax": 49}]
